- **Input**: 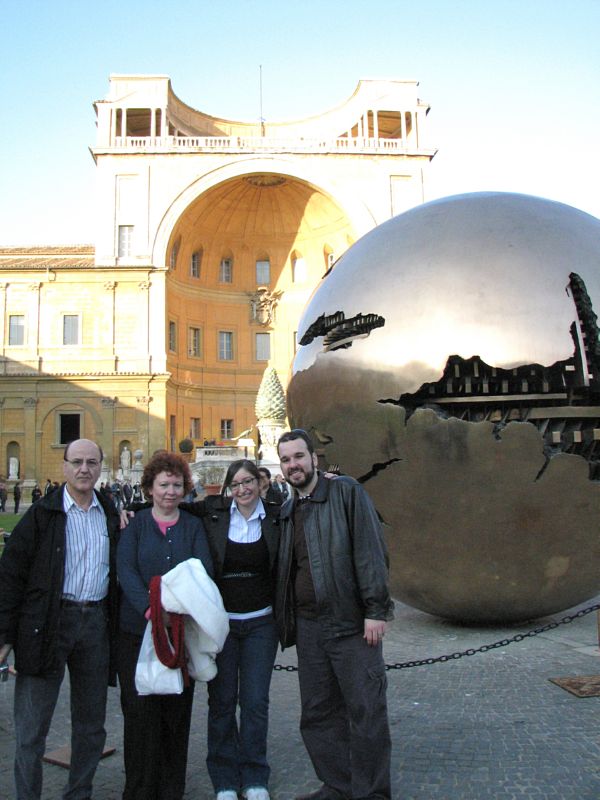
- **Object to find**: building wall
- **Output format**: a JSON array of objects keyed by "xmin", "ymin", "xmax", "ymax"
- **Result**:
[
  {"xmin": 0, "ymin": 74, "xmax": 436, "ymax": 485},
  {"xmin": 0, "ymin": 259, "xmax": 167, "ymax": 486}
]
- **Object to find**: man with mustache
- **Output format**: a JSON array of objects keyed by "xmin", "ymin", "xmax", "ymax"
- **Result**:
[
  {"xmin": 0, "ymin": 439, "xmax": 120, "ymax": 800},
  {"xmin": 276, "ymin": 429, "xmax": 393, "ymax": 800}
]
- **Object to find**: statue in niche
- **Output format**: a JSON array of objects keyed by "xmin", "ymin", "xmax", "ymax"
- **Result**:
[
  {"xmin": 8, "ymin": 457, "xmax": 18, "ymax": 480},
  {"xmin": 250, "ymin": 287, "xmax": 283, "ymax": 326},
  {"xmin": 120, "ymin": 446, "xmax": 131, "ymax": 472}
]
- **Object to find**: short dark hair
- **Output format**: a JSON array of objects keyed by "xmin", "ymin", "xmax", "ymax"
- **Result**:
[
  {"xmin": 141, "ymin": 451, "xmax": 193, "ymax": 498},
  {"xmin": 222, "ymin": 459, "xmax": 261, "ymax": 495},
  {"xmin": 63, "ymin": 440, "xmax": 104, "ymax": 463},
  {"xmin": 258, "ymin": 467, "xmax": 271, "ymax": 480},
  {"xmin": 277, "ymin": 429, "xmax": 315, "ymax": 456}
]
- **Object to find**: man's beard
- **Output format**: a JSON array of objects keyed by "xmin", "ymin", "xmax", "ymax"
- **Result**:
[{"xmin": 287, "ymin": 464, "xmax": 315, "ymax": 491}]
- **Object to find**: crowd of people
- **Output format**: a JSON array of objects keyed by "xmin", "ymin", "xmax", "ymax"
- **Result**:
[
  {"xmin": 99, "ymin": 479, "xmax": 144, "ymax": 512},
  {"xmin": 0, "ymin": 477, "xmax": 63, "ymax": 514},
  {"xmin": 0, "ymin": 432, "xmax": 393, "ymax": 800}
]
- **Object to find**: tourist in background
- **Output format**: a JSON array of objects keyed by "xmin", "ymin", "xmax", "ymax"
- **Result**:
[
  {"xmin": 13, "ymin": 482, "xmax": 21, "ymax": 514},
  {"xmin": 257, "ymin": 467, "xmax": 284, "ymax": 506}
]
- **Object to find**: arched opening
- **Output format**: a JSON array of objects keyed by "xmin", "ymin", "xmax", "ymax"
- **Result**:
[{"xmin": 163, "ymin": 172, "xmax": 354, "ymax": 447}]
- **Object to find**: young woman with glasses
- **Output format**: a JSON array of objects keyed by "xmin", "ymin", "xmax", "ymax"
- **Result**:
[{"xmin": 181, "ymin": 459, "xmax": 281, "ymax": 800}]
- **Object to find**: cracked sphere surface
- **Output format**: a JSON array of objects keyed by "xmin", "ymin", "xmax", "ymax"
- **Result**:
[{"xmin": 287, "ymin": 192, "xmax": 600, "ymax": 622}]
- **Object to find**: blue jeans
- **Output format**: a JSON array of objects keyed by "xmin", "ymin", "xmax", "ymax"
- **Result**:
[
  {"xmin": 206, "ymin": 613, "xmax": 279, "ymax": 792},
  {"xmin": 13, "ymin": 603, "xmax": 109, "ymax": 800}
]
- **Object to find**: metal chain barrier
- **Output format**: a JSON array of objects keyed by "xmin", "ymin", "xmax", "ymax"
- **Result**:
[{"xmin": 273, "ymin": 602, "xmax": 600, "ymax": 673}]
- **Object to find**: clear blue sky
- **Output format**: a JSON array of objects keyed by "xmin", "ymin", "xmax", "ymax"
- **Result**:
[{"xmin": 1, "ymin": 0, "xmax": 599, "ymax": 244}]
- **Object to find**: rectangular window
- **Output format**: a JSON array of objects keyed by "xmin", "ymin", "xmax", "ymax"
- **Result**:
[
  {"xmin": 256, "ymin": 259, "xmax": 270, "ymax": 285},
  {"xmin": 8, "ymin": 315, "xmax": 24, "ymax": 346},
  {"xmin": 190, "ymin": 417, "xmax": 201, "ymax": 439},
  {"xmin": 221, "ymin": 419, "xmax": 233, "ymax": 439},
  {"xmin": 219, "ymin": 258, "xmax": 233, "ymax": 283},
  {"xmin": 189, "ymin": 326, "xmax": 201, "ymax": 357},
  {"xmin": 168, "ymin": 321, "xmax": 177, "ymax": 352},
  {"xmin": 118, "ymin": 225, "xmax": 133, "ymax": 257},
  {"xmin": 218, "ymin": 331, "xmax": 233, "ymax": 361},
  {"xmin": 255, "ymin": 332, "xmax": 271, "ymax": 361},
  {"xmin": 63, "ymin": 315, "xmax": 79, "ymax": 345},
  {"xmin": 190, "ymin": 250, "xmax": 202, "ymax": 278},
  {"xmin": 59, "ymin": 413, "xmax": 81, "ymax": 445}
]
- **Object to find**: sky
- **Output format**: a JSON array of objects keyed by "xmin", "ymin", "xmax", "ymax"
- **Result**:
[{"xmin": 1, "ymin": 0, "xmax": 599, "ymax": 245}]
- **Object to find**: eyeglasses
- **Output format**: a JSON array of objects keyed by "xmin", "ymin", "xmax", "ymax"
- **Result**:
[
  {"xmin": 64, "ymin": 458, "xmax": 101, "ymax": 469},
  {"xmin": 229, "ymin": 477, "xmax": 257, "ymax": 491}
]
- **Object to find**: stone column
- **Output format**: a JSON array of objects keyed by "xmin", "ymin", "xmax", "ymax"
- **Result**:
[
  {"xmin": 104, "ymin": 281, "xmax": 117, "ymax": 368},
  {"xmin": 110, "ymin": 105, "xmax": 117, "ymax": 145},
  {"xmin": 100, "ymin": 397, "xmax": 116, "ymax": 482},
  {"xmin": 136, "ymin": 395, "xmax": 153, "ymax": 464},
  {"xmin": 28, "ymin": 282, "xmax": 41, "ymax": 356},
  {"xmin": 400, "ymin": 110, "xmax": 407, "ymax": 146},
  {"xmin": 23, "ymin": 397, "xmax": 37, "ymax": 482},
  {"xmin": 0, "ymin": 283, "xmax": 7, "ymax": 354}
]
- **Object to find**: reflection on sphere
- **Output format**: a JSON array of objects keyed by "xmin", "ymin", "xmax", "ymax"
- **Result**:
[{"xmin": 288, "ymin": 192, "xmax": 600, "ymax": 622}]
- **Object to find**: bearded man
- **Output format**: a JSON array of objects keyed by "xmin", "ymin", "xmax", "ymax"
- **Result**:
[{"xmin": 275, "ymin": 429, "xmax": 393, "ymax": 800}]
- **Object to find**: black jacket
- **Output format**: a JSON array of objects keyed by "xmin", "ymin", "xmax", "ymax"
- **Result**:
[
  {"xmin": 0, "ymin": 485, "xmax": 121, "ymax": 682},
  {"xmin": 275, "ymin": 474, "xmax": 394, "ymax": 648},
  {"xmin": 180, "ymin": 495, "xmax": 281, "ymax": 588}
]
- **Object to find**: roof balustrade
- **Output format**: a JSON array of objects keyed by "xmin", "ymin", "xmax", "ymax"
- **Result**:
[{"xmin": 110, "ymin": 134, "xmax": 430, "ymax": 155}]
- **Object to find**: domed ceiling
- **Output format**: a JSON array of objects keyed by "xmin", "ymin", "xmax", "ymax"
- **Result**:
[{"xmin": 179, "ymin": 173, "xmax": 350, "ymax": 241}]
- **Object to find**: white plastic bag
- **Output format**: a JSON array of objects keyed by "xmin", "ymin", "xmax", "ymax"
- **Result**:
[{"xmin": 134, "ymin": 620, "xmax": 184, "ymax": 696}]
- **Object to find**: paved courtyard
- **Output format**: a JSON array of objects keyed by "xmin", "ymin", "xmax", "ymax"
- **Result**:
[{"xmin": 1, "ymin": 594, "xmax": 599, "ymax": 799}]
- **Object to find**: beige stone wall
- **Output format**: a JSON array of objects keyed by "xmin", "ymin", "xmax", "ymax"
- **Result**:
[{"xmin": 0, "ymin": 258, "xmax": 168, "ymax": 484}]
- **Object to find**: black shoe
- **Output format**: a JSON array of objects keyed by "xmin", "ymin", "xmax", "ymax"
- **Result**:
[{"xmin": 295, "ymin": 788, "xmax": 345, "ymax": 800}]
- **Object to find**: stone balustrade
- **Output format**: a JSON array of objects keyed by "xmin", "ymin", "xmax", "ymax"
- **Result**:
[{"xmin": 112, "ymin": 135, "xmax": 418, "ymax": 154}]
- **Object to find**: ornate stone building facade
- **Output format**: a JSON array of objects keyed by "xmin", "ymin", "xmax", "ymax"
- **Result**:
[{"xmin": 0, "ymin": 74, "xmax": 435, "ymax": 488}]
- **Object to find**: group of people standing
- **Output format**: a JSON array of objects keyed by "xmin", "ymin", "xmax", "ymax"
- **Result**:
[
  {"xmin": 0, "ymin": 480, "xmax": 22, "ymax": 513},
  {"xmin": 0, "ymin": 431, "xmax": 393, "ymax": 800},
  {"xmin": 100, "ymin": 479, "xmax": 143, "ymax": 512}
]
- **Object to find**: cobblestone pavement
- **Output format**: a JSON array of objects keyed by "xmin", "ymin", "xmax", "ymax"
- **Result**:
[{"xmin": 1, "ymin": 595, "xmax": 599, "ymax": 799}]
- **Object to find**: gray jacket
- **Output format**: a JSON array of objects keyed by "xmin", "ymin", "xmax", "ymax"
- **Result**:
[{"xmin": 275, "ymin": 474, "xmax": 393, "ymax": 648}]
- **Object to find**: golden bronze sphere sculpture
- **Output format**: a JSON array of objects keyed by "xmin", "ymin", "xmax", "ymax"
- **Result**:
[{"xmin": 288, "ymin": 192, "xmax": 600, "ymax": 622}]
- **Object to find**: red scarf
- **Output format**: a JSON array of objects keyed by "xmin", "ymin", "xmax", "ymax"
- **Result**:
[{"xmin": 149, "ymin": 575, "xmax": 189, "ymax": 686}]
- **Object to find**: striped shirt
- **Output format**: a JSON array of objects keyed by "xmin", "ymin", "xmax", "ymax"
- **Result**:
[
  {"xmin": 62, "ymin": 488, "xmax": 109, "ymax": 602},
  {"xmin": 228, "ymin": 497, "xmax": 266, "ymax": 543}
]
